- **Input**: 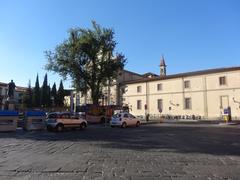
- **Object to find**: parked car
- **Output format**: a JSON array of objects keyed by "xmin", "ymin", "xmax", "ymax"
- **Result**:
[
  {"xmin": 110, "ymin": 112, "xmax": 140, "ymax": 128},
  {"xmin": 46, "ymin": 112, "xmax": 87, "ymax": 132}
]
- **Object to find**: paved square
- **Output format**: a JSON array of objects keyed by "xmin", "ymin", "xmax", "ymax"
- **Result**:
[{"xmin": 0, "ymin": 124, "xmax": 240, "ymax": 179}]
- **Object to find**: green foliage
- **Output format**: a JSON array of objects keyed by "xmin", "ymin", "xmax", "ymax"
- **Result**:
[
  {"xmin": 41, "ymin": 73, "xmax": 50, "ymax": 107},
  {"xmin": 51, "ymin": 83, "xmax": 57, "ymax": 106},
  {"xmin": 47, "ymin": 84, "xmax": 51, "ymax": 107},
  {"xmin": 33, "ymin": 74, "xmax": 41, "ymax": 107},
  {"xmin": 26, "ymin": 73, "xmax": 57, "ymax": 109},
  {"xmin": 56, "ymin": 80, "xmax": 64, "ymax": 107},
  {"xmin": 45, "ymin": 21, "xmax": 126, "ymax": 105}
]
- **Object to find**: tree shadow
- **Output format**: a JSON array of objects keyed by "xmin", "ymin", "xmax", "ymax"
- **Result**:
[{"xmin": 1, "ymin": 125, "xmax": 240, "ymax": 156}]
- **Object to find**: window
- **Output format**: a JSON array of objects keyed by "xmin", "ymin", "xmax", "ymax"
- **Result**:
[
  {"xmin": 129, "ymin": 114, "xmax": 136, "ymax": 118},
  {"xmin": 219, "ymin": 76, "xmax": 226, "ymax": 86},
  {"xmin": 137, "ymin": 86, "xmax": 142, "ymax": 93},
  {"xmin": 137, "ymin": 100, "xmax": 142, "ymax": 110},
  {"xmin": 123, "ymin": 114, "xmax": 129, "ymax": 118},
  {"xmin": 113, "ymin": 113, "xmax": 121, "ymax": 118},
  {"xmin": 157, "ymin": 99, "xmax": 163, "ymax": 111},
  {"xmin": 61, "ymin": 113, "xmax": 71, "ymax": 119},
  {"xmin": 184, "ymin": 98, "xmax": 191, "ymax": 109},
  {"xmin": 157, "ymin": 84, "xmax": 162, "ymax": 91},
  {"xmin": 184, "ymin": 81, "xmax": 190, "ymax": 88},
  {"xmin": 0, "ymin": 88, "xmax": 2, "ymax": 95}
]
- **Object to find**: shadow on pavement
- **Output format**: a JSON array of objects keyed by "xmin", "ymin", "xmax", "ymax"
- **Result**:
[{"xmin": 1, "ymin": 125, "xmax": 240, "ymax": 156}]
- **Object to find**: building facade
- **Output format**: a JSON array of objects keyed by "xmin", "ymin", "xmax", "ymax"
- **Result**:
[
  {"xmin": 65, "ymin": 70, "xmax": 143, "ymax": 110},
  {"xmin": 66, "ymin": 57, "xmax": 240, "ymax": 120},
  {"xmin": 121, "ymin": 67, "xmax": 240, "ymax": 120}
]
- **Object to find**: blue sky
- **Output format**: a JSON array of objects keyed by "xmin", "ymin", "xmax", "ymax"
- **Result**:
[{"xmin": 0, "ymin": 0, "xmax": 239, "ymax": 88}]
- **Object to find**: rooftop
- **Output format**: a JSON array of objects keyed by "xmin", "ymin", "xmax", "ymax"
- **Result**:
[
  {"xmin": 0, "ymin": 82, "xmax": 27, "ymax": 92},
  {"xmin": 122, "ymin": 66, "xmax": 240, "ymax": 85}
]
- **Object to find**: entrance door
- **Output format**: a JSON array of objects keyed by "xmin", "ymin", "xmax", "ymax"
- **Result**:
[{"xmin": 220, "ymin": 96, "xmax": 229, "ymax": 109}]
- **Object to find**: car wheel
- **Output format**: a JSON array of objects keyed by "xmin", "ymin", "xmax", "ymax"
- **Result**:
[
  {"xmin": 121, "ymin": 122, "xmax": 127, "ymax": 128},
  {"xmin": 47, "ymin": 126, "xmax": 52, "ymax": 132},
  {"xmin": 136, "ymin": 121, "xmax": 140, "ymax": 127},
  {"xmin": 100, "ymin": 117, "xmax": 105, "ymax": 124},
  {"xmin": 56, "ymin": 124, "xmax": 64, "ymax": 132},
  {"xmin": 80, "ymin": 122, "xmax": 87, "ymax": 129}
]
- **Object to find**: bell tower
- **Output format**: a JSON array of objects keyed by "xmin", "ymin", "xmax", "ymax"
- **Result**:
[{"xmin": 160, "ymin": 55, "xmax": 166, "ymax": 76}]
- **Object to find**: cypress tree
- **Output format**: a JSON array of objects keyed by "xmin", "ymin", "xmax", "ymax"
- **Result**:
[
  {"xmin": 47, "ymin": 84, "xmax": 51, "ymax": 107},
  {"xmin": 57, "ymin": 80, "xmax": 64, "ymax": 107},
  {"xmin": 33, "ymin": 74, "xmax": 41, "ymax": 107},
  {"xmin": 41, "ymin": 73, "xmax": 49, "ymax": 107},
  {"xmin": 51, "ymin": 83, "xmax": 57, "ymax": 107}
]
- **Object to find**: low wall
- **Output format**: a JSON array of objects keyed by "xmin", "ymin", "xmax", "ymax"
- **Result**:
[
  {"xmin": 0, "ymin": 111, "xmax": 18, "ymax": 132},
  {"xmin": 23, "ymin": 111, "xmax": 46, "ymax": 131}
]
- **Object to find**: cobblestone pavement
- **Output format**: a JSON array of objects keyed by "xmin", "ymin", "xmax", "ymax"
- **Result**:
[{"xmin": 0, "ymin": 124, "xmax": 240, "ymax": 180}]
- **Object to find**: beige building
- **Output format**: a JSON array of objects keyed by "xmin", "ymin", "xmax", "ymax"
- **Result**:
[
  {"xmin": 121, "ymin": 59, "xmax": 240, "ymax": 120},
  {"xmin": 67, "ymin": 58, "xmax": 240, "ymax": 120}
]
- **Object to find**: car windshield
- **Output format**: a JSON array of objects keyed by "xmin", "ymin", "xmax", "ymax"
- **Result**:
[
  {"xmin": 113, "ymin": 113, "xmax": 121, "ymax": 118},
  {"xmin": 129, "ymin": 114, "xmax": 136, "ymax": 118}
]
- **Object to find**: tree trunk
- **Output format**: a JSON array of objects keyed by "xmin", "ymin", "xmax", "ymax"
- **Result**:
[
  {"xmin": 92, "ymin": 95, "xmax": 99, "ymax": 105},
  {"xmin": 91, "ymin": 89, "xmax": 99, "ymax": 105}
]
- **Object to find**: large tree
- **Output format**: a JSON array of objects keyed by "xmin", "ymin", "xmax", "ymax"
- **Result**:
[{"xmin": 45, "ymin": 21, "xmax": 126, "ymax": 105}]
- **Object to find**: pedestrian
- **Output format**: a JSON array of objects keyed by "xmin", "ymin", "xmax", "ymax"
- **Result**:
[{"xmin": 146, "ymin": 113, "xmax": 149, "ymax": 122}]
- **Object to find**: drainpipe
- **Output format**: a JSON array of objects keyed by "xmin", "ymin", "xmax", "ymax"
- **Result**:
[
  {"xmin": 203, "ymin": 76, "xmax": 208, "ymax": 118},
  {"xmin": 145, "ymin": 81, "xmax": 149, "ymax": 119},
  {"xmin": 181, "ymin": 77, "xmax": 185, "ymax": 114}
]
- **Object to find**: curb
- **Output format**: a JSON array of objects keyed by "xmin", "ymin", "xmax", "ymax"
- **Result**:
[{"xmin": 141, "ymin": 120, "xmax": 240, "ymax": 126}]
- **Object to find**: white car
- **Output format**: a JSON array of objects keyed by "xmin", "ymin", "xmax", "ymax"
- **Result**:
[
  {"xmin": 46, "ymin": 112, "xmax": 87, "ymax": 132},
  {"xmin": 110, "ymin": 112, "xmax": 140, "ymax": 128}
]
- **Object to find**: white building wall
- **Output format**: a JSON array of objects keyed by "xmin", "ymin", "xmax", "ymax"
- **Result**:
[{"xmin": 122, "ymin": 70, "xmax": 240, "ymax": 120}]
